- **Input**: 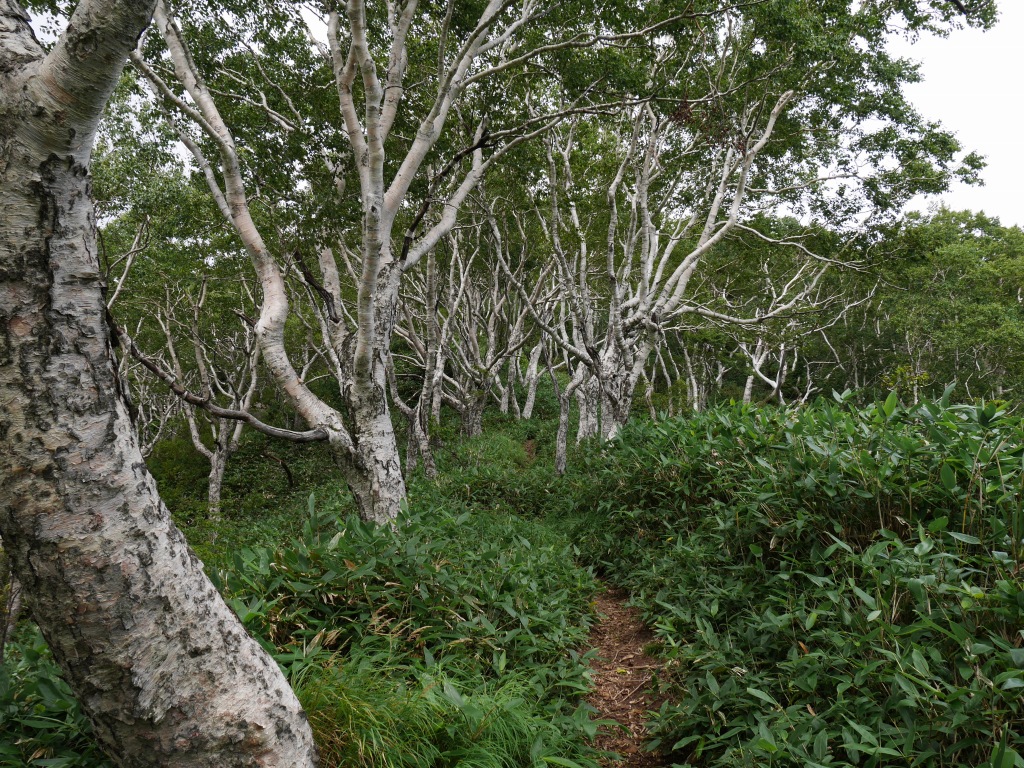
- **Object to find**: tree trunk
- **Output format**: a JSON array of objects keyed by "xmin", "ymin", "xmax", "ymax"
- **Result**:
[
  {"xmin": 555, "ymin": 391, "xmax": 570, "ymax": 476},
  {"xmin": 599, "ymin": 379, "xmax": 632, "ymax": 440},
  {"xmin": 575, "ymin": 376, "xmax": 599, "ymax": 443},
  {"xmin": 401, "ymin": 401, "xmax": 436, "ymax": 480},
  {"xmin": 0, "ymin": 4, "xmax": 317, "ymax": 762},
  {"xmin": 347, "ymin": 362, "xmax": 407, "ymax": 526},
  {"xmin": 0, "ymin": 540, "xmax": 23, "ymax": 665},
  {"xmin": 404, "ymin": 416, "xmax": 421, "ymax": 476},
  {"xmin": 413, "ymin": 404, "xmax": 437, "ymax": 479},
  {"xmin": 0, "ymin": 110, "xmax": 316, "ymax": 768},
  {"xmin": 207, "ymin": 446, "xmax": 228, "ymax": 520},
  {"xmin": 743, "ymin": 374, "xmax": 754, "ymax": 404},
  {"xmin": 499, "ymin": 379, "xmax": 510, "ymax": 414},
  {"xmin": 521, "ymin": 343, "xmax": 544, "ymax": 420},
  {"xmin": 547, "ymin": 377, "xmax": 570, "ymax": 476},
  {"xmin": 461, "ymin": 390, "xmax": 487, "ymax": 438},
  {"xmin": 575, "ymin": 368, "xmax": 633, "ymax": 442}
]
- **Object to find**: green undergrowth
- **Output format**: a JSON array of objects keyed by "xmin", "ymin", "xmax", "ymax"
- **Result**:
[
  {"xmin": 11, "ymin": 388, "xmax": 1024, "ymax": 767},
  {"xmin": 219, "ymin": 497, "xmax": 603, "ymax": 767},
  {"xmin": 0, "ymin": 490, "xmax": 604, "ymax": 767},
  {"xmin": 149, "ymin": 431, "xmax": 340, "ymax": 569},
  {"xmin": 424, "ymin": 411, "xmax": 579, "ymax": 519},
  {"xmin": 0, "ymin": 628, "xmax": 110, "ymax": 767},
  {"xmin": 563, "ymin": 393, "xmax": 1024, "ymax": 767}
]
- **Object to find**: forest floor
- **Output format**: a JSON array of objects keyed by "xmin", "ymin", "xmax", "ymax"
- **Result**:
[{"xmin": 586, "ymin": 586, "xmax": 671, "ymax": 767}]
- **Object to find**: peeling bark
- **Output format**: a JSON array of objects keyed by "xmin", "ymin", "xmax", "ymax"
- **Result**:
[{"xmin": 0, "ymin": 2, "xmax": 316, "ymax": 764}]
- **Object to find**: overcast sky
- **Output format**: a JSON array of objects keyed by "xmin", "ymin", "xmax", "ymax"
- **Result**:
[{"xmin": 890, "ymin": 3, "xmax": 1023, "ymax": 228}]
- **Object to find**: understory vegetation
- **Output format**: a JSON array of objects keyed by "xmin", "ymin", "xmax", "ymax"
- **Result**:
[
  {"xmin": 566, "ymin": 393, "xmax": 1024, "ymax": 767},
  {"xmin": 1, "ymin": 404, "xmax": 609, "ymax": 768},
  {"xmin": 3, "ymin": 391, "xmax": 1024, "ymax": 766}
]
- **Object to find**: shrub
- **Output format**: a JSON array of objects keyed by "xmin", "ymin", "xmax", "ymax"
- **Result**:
[
  {"xmin": 566, "ymin": 394, "xmax": 1024, "ymax": 767},
  {"xmin": 219, "ymin": 497, "xmax": 603, "ymax": 767},
  {"xmin": 0, "ymin": 628, "xmax": 109, "ymax": 767}
]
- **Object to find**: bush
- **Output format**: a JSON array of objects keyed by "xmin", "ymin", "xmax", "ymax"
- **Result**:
[
  {"xmin": 219, "ymin": 496, "xmax": 604, "ymax": 767},
  {"xmin": 0, "ymin": 628, "xmax": 110, "ymax": 767},
  {"xmin": 566, "ymin": 394, "xmax": 1024, "ymax": 767}
]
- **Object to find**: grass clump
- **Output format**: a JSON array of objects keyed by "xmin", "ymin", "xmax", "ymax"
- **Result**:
[
  {"xmin": 565, "ymin": 394, "xmax": 1024, "ymax": 767},
  {"xmin": 220, "ymin": 497, "xmax": 602, "ymax": 767},
  {"xmin": 297, "ymin": 655, "xmax": 596, "ymax": 768}
]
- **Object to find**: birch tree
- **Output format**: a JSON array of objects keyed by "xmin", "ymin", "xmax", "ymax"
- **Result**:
[
  {"xmin": 152, "ymin": 279, "xmax": 263, "ymax": 518},
  {"xmin": 505, "ymin": 94, "xmax": 815, "ymax": 442},
  {"xmin": 128, "ymin": 0, "xmax": 661, "ymax": 523},
  {"xmin": 501, "ymin": 0, "xmax": 993, "ymax": 442},
  {"xmin": 0, "ymin": 0, "xmax": 316, "ymax": 763},
  {"xmin": 390, "ymin": 241, "xmax": 472, "ymax": 477},
  {"xmin": 444, "ymin": 217, "xmax": 546, "ymax": 437}
]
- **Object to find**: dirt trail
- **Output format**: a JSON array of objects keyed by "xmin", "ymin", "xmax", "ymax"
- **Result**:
[{"xmin": 586, "ymin": 586, "xmax": 671, "ymax": 767}]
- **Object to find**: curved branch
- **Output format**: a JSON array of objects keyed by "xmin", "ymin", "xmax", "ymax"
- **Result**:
[{"xmin": 112, "ymin": 321, "xmax": 329, "ymax": 444}]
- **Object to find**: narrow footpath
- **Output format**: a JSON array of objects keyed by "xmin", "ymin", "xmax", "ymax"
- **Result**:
[{"xmin": 586, "ymin": 586, "xmax": 671, "ymax": 767}]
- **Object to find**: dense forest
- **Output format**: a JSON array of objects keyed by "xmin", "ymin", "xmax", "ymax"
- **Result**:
[{"xmin": 2, "ymin": 0, "xmax": 1022, "ymax": 766}]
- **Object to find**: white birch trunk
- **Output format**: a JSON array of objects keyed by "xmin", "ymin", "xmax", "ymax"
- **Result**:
[
  {"xmin": 0, "ymin": 2, "xmax": 316, "ymax": 763},
  {"xmin": 521, "ymin": 342, "xmax": 545, "ymax": 420},
  {"xmin": 743, "ymin": 374, "xmax": 755, "ymax": 404}
]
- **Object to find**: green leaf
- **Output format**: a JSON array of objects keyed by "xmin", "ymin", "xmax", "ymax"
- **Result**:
[
  {"xmin": 940, "ymin": 463, "xmax": 957, "ymax": 490},
  {"xmin": 940, "ymin": 382, "xmax": 956, "ymax": 408},
  {"xmin": 851, "ymin": 584, "xmax": 877, "ymax": 610},
  {"xmin": 994, "ymin": 745, "xmax": 1022, "ymax": 768},
  {"xmin": 813, "ymin": 729, "xmax": 829, "ymax": 759},
  {"xmin": 883, "ymin": 390, "xmax": 899, "ymax": 418},
  {"xmin": 948, "ymin": 531, "xmax": 981, "ymax": 545},
  {"xmin": 746, "ymin": 687, "xmax": 781, "ymax": 708}
]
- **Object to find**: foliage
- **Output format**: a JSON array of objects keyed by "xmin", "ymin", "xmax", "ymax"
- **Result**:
[
  {"xmin": 785, "ymin": 210, "xmax": 1024, "ymax": 404},
  {"xmin": 147, "ymin": 430, "xmax": 338, "ymax": 568},
  {"xmin": 0, "ymin": 629, "xmax": 110, "ymax": 767},
  {"xmin": 218, "ymin": 497, "xmax": 602, "ymax": 767},
  {"xmin": 221, "ymin": 497, "xmax": 595, "ymax": 690},
  {"xmin": 296, "ymin": 654, "xmax": 598, "ymax": 768},
  {"xmin": 876, "ymin": 210, "xmax": 1024, "ymax": 399},
  {"xmin": 423, "ymin": 408, "xmax": 579, "ymax": 519},
  {"xmin": 1, "ymin": 483, "xmax": 605, "ymax": 767},
  {"xmin": 565, "ymin": 395, "xmax": 1024, "ymax": 767}
]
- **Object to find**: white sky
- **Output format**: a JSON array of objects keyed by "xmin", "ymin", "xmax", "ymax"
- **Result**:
[{"xmin": 890, "ymin": 3, "xmax": 1024, "ymax": 228}]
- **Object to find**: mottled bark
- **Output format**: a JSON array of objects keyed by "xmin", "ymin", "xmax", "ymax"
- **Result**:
[
  {"xmin": 348, "ymin": 375, "xmax": 407, "ymax": 526},
  {"xmin": 0, "ymin": 2, "xmax": 317, "ymax": 764},
  {"xmin": 554, "ymin": 390, "xmax": 570, "ymax": 476},
  {"xmin": 574, "ymin": 365, "xmax": 635, "ymax": 443},
  {"xmin": 521, "ymin": 342, "xmax": 544, "ymax": 420},
  {"xmin": 575, "ymin": 377, "xmax": 599, "ymax": 443},
  {"xmin": 547, "ymin": 362, "xmax": 575, "ymax": 476},
  {"xmin": 461, "ymin": 389, "xmax": 487, "ymax": 438},
  {"xmin": 207, "ymin": 447, "xmax": 228, "ymax": 518},
  {"xmin": 0, "ymin": 539, "xmax": 22, "ymax": 664}
]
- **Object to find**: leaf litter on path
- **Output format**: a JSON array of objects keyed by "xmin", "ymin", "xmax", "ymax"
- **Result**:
[{"xmin": 586, "ymin": 586, "xmax": 671, "ymax": 768}]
